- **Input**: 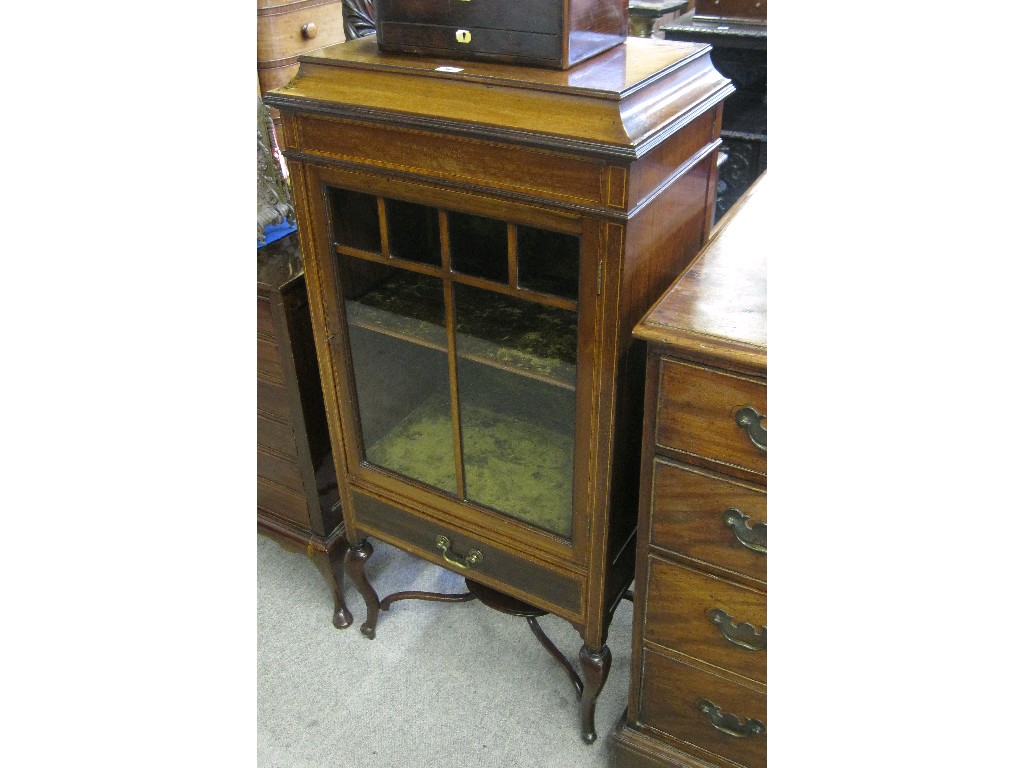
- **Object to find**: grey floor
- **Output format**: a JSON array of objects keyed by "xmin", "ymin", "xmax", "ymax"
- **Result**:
[{"xmin": 257, "ymin": 534, "xmax": 635, "ymax": 767}]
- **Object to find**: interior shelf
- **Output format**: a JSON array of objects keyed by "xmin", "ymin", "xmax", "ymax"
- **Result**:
[{"xmin": 347, "ymin": 270, "xmax": 578, "ymax": 390}]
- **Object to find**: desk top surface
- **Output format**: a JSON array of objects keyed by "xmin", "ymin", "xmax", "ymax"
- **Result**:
[{"xmin": 635, "ymin": 172, "xmax": 767, "ymax": 373}]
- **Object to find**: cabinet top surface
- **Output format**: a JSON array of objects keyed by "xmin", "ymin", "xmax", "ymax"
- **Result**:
[
  {"xmin": 257, "ymin": 232, "xmax": 304, "ymax": 291},
  {"xmin": 288, "ymin": 34, "xmax": 710, "ymax": 100},
  {"xmin": 635, "ymin": 173, "xmax": 767, "ymax": 369},
  {"xmin": 266, "ymin": 35, "xmax": 732, "ymax": 157}
]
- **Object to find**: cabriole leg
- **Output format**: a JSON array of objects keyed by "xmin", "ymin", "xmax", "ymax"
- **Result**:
[
  {"xmin": 344, "ymin": 539, "xmax": 380, "ymax": 639},
  {"xmin": 579, "ymin": 643, "xmax": 611, "ymax": 744}
]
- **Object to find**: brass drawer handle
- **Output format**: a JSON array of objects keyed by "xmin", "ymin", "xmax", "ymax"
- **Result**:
[
  {"xmin": 697, "ymin": 699, "xmax": 765, "ymax": 739},
  {"xmin": 435, "ymin": 535, "xmax": 482, "ymax": 569},
  {"xmin": 722, "ymin": 508, "xmax": 766, "ymax": 554},
  {"xmin": 302, "ymin": 22, "xmax": 318, "ymax": 40},
  {"xmin": 708, "ymin": 608, "xmax": 766, "ymax": 651},
  {"xmin": 735, "ymin": 406, "xmax": 767, "ymax": 452}
]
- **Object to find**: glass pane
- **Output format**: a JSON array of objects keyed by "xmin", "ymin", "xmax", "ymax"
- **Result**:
[
  {"xmin": 341, "ymin": 257, "xmax": 456, "ymax": 494},
  {"xmin": 453, "ymin": 284, "xmax": 577, "ymax": 538},
  {"xmin": 330, "ymin": 188, "xmax": 381, "ymax": 253},
  {"xmin": 385, "ymin": 198, "xmax": 442, "ymax": 266},
  {"xmin": 449, "ymin": 211, "xmax": 508, "ymax": 283},
  {"xmin": 517, "ymin": 226, "xmax": 580, "ymax": 300}
]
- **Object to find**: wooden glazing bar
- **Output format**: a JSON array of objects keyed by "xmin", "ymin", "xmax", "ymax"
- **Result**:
[{"xmin": 439, "ymin": 210, "xmax": 467, "ymax": 500}]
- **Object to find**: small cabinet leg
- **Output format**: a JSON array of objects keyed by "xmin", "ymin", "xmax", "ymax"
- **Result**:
[
  {"xmin": 344, "ymin": 538, "xmax": 380, "ymax": 639},
  {"xmin": 310, "ymin": 540, "xmax": 353, "ymax": 629},
  {"xmin": 579, "ymin": 644, "xmax": 611, "ymax": 744}
]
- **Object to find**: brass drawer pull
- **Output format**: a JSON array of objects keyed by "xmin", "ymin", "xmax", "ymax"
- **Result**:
[
  {"xmin": 696, "ymin": 700, "xmax": 765, "ymax": 739},
  {"xmin": 435, "ymin": 535, "xmax": 482, "ymax": 569},
  {"xmin": 708, "ymin": 609, "xmax": 766, "ymax": 651},
  {"xmin": 722, "ymin": 508, "xmax": 766, "ymax": 554},
  {"xmin": 734, "ymin": 406, "xmax": 767, "ymax": 452}
]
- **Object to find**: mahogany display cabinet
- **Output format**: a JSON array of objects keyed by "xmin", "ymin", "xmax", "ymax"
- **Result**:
[{"xmin": 266, "ymin": 35, "xmax": 732, "ymax": 742}]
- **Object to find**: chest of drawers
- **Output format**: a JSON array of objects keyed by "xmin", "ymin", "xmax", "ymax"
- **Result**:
[
  {"xmin": 257, "ymin": 233, "xmax": 351, "ymax": 629},
  {"xmin": 375, "ymin": 0, "xmax": 628, "ymax": 69},
  {"xmin": 612, "ymin": 174, "xmax": 767, "ymax": 767}
]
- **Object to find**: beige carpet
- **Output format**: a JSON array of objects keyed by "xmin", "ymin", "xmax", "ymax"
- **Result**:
[{"xmin": 257, "ymin": 534, "xmax": 635, "ymax": 767}]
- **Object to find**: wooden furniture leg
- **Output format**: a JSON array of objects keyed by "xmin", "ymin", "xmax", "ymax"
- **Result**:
[
  {"xmin": 344, "ymin": 539, "xmax": 380, "ymax": 638},
  {"xmin": 579, "ymin": 644, "xmax": 612, "ymax": 744},
  {"xmin": 310, "ymin": 540, "xmax": 353, "ymax": 628}
]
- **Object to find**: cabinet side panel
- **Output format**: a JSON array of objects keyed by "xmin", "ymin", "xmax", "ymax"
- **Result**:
[{"xmin": 601, "ymin": 153, "xmax": 715, "ymax": 621}]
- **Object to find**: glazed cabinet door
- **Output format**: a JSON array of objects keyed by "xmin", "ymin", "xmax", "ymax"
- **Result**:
[{"xmin": 318, "ymin": 177, "xmax": 593, "ymax": 557}]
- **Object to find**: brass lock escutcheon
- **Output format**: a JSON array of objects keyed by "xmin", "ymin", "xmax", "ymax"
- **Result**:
[
  {"xmin": 435, "ymin": 535, "xmax": 482, "ymax": 569},
  {"xmin": 455, "ymin": 29, "xmax": 472, "ymax": 44}
]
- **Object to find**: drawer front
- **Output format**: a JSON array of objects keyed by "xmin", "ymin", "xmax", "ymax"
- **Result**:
[
  {"xmin": 257, "ymin": 414, "xmax": 297, "ymax": 458},
  {"xmin": 379, "ymin": 23, "xmax": 561, "ymax": 63},
  {"xmin": 352, "ymin": 490, "xmax": 583, "ymax": 618},
  {"xmin": 257, "ymin": 337, "xmax": 285, "ymax": 382},
  {"xmin": 377, "ymin": 0, "xmax": 562, "ymax": 34},
  {"xmin": 640, "ymin": 650, "xmax": 766, "ymax": 768},
  {"xmin": 645, "ymin": 558, "xmax": 765, "ymax": 684},
  {"xmin": 257, "ymin": 447, "xmax": 306, "ymax": 496},
  {"xmin": 655, "ymin": 358, "xmax": 767, "ymax": 478},
  {"xmin": 257, "ymin": 1, "xmax": 347, "ymax": 64},
  {"xmin": 257, "ymin": 296, "xmax": 276, "ymax": 339},
  {"xmin": 651, "ymin": 458, "xmax": 766, "ymax": 584},
  {"xmin": 257, "ymin": 377, "xmax": 292, "ymax": 423},
  {"xmin": 258, "ymin": 477, "xmax": 312, "ymax": 528},
  {"xmin": 694, "ymin": 0, "xmax": 767, "ymax": 21}
]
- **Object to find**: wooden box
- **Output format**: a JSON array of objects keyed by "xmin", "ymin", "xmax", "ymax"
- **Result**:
[{"xmin": 374, "ymin": 0, "xmax": 629, "ymax": 69}]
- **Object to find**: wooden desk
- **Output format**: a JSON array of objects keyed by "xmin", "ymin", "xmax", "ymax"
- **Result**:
[{"xmin": 612, "ymin": 174, "xmax": 767, "ymax": 767}]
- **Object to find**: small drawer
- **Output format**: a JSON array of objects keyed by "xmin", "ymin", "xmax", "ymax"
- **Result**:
[
  {"xmin": 257, "ymin": 337, "xmax": 285, "ymax": 383},
  {"xmin": 257, "ymin": 296, "xmax": 276, "ymax": 339},
  {"xmin": 650, "ymin": 458, "xmax": 766, "ymax": 584},
  {"xmin": 644, "ymin": 558, "xmax": 765, "ymax": 685},
  {"xmin": 257, "ymin": 1, "xmax": 347, "ymax": 64},
  {"xmin": 377, "ymin": 0, "xmax": 562, "ymax": 35},
  {"xmin": 352, "ymin": 490, "xmax": 583, "ymax": 618},
  {"xmin": 258, "ymin": 447, "xmax": 306, "ymax": 496},
  {"xmin": 258, "ymin": 477, "xmax": 312, "ymax": 528},
  {"xmin": 257, "ymin": 376, "xmax": 292, "ymax": 423},
  {"xmin": 379, "ymin": 23, "xmax": 561, "ymax": 63},
  {"xmin": 640, "ymin": 650, "xmax": 766, "ymax": 768},
  {"xmin": 655, "ymin": 357, "xmax": 766, "ymax": 479},
  {"xmin": 257, "ymin": 414, "xmax": 297, "ymax": 458}
]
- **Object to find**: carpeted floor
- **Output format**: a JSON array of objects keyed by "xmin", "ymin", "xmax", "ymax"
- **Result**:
[{"xmin": 257, "ymin": 534, "xmax": 635, "ymax": 767}]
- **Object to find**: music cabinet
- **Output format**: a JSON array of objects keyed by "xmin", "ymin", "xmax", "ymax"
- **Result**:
[{"xmin": 266, "ymin": 35, "xmax": 732, "ymax": 742}]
